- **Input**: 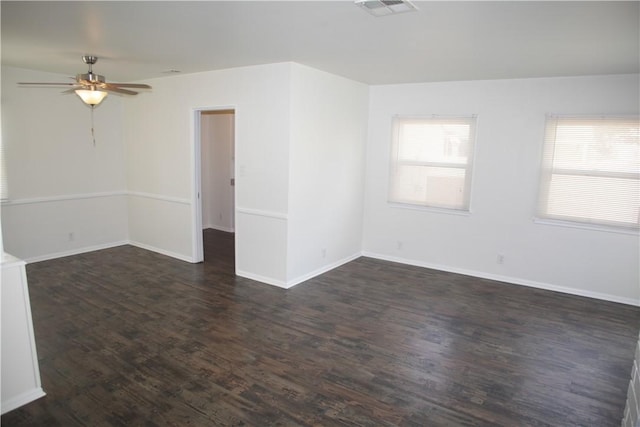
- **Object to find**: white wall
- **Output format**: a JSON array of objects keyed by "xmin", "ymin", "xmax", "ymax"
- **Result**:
[
  {"xmin": 363, "ymin": 74, "xmax": 640, "ymax": 305},
  {"xmin": 4, "ymin": 64, "xmax": 637, "ymax": 304},
  {"xmin": 287, "ymin": 63, "xmax": 369, "ymax": 285},
  {"xmin": 1, "ymin": 62, "xmax": 368, "ymax": 289},
  {"xmin": 1, "ymin": 67, "xmax": 128, "ymax": 261},
  {"xmin": 123, "ymin": 63, "xmax": 292, "ymax": 282},
  {"xmin": 1, "ymin": 254, "xmax": 45, "ymax": 413},
  {"xmin": 201, "ymin": 111, "xmax": 234, "ymax": 232},
  {"xmin": 122, "ymin": 62, "xmax": 370, "ymax": 287}
]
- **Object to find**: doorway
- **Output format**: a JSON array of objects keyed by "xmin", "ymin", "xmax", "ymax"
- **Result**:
[{"xmin": 193, "ymin": 108, "xmax": 236, "ymax": 264}]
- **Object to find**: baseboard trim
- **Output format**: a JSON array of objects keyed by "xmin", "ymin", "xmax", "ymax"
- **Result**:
[
  {"xmin": 21, "ymin": 241, "xmax": 636, "ymax": 306},
  {"xmin": 286, "ymin": 252, "xmax": 362, "ymax": 288},
  {"xmin": 127, "ymin": 241, "xmax": 196, "ymax": 263},
  {"xmin": 1, "ymin": 387, "xmax": 46, "ymax": 415},
  {"xmin": 25, "ymin": 240, "xmax": 196, "ymax": 265},
  {"xmin": 236, "ymin": 252, "xmax": 363, "ymax": 290},
  {"xmin": 25, "ymin": 241, "xmax": 129, "ymax": 264},
  {"xmin": 236, "ymin": 270, "xmax": 290, "ymax": 289},
  {"xmin": 203, "ymin": 225, "xmax": 235, "ymax": 233},
  {"xmin": 362, "ymin": 251, "xmax": 640, "ymax": 307}
]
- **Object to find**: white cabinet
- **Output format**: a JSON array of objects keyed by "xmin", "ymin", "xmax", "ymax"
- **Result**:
[{"xmin": 1, "ymin": 253, "xmax": 45, "ymax": 414}]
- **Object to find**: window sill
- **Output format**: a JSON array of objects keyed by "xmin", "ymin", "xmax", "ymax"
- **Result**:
[
  {"xmin": 388, "ymin": 202, "xmax": 471, "ymax": 217},
  {"xmin": 533, "ymin": 217, "xmax": 639, "ymax": 235}
]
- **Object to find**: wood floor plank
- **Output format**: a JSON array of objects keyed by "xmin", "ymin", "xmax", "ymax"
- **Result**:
[{"xmin": 2, "ymin": 229, "xmax": 639, "ymax": 426}]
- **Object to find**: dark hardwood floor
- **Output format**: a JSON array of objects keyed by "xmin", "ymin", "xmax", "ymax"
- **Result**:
[{"xmin": 2, "ymin": 228, "xmax": 639, "ymax": 426}]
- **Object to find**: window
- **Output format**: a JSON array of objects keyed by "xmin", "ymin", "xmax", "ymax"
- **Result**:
[
  {"xmin": 389, "ymin": 115, "xmax": 477, "ymax": 211},
  {"xmin": 537, "ymin": 115, "xmax": 639, "ymax": 230}
]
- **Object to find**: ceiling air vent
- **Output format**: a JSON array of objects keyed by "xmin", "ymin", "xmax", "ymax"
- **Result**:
[{"xmin": 355, "ymin": 0, "xmax": 418, "ymax": 17}]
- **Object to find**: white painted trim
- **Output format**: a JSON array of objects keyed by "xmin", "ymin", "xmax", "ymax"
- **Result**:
[
  {"xmin": 20, "ymin": 264, "xmax": 45, "ymax": 405},
  {"xmin": 25, "ymin": 241, "xmax": 130, "ymax": 264},
  {"xmin": 236, "ymin": 207, "xmax": 288, "ymax": 220},
  {"xmin": 236, "ymin": 270, "xmax": 290, "ymax": 289},
  {"xmin": 1, "ymin": 252, "xmax": 26, "ymax": 268},
  {"xmin": 1, "ymin": 191, "xmax": 192, "ymax": 207},
  {"xmin": 388, "ymin": 202, "xmax": 472, "ymax": 217},
  {"xmin": 127, "ymin": 191, "xmax": 191, "ymax": 205},
  {"xmin": 127, "ymin": 240, "xmax": 196, "ymax": 264},
  {"xmin": 1, "ymin": 191, "xmax": 127, "ymax": 206},
  {"xmin": 191, "ymin": 105, "xmax": 238, "ymax": 264},
  {"xmin": 286, "ymin": 252, "xmax": 362, "ymax": 288},
  {"xmin": 1, "ymin": 388, "xmax": 46, "ymax": 415},
  {"xmin": 25, "ymin": 240, "xmax": 197, "ymax": 265},
  {"xmin": 204, "ymin": 225, "xmax": 235, "ymax": 233},
  {"xmin": 192, "ymin": 107, "xmax": 204, "ymax": 263},
  {"xmin": 533, "ymin": 217, "xmax": 639, "ymax": 236},
  {"xmin": 362, "ymin": 251, "xmax": 640, "ymax": 307},
  {"xmin": 237, "ymin": 253, "xmax": 362, "ymax": 290}
]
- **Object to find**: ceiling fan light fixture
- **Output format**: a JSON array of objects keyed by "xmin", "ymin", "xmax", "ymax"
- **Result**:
[{"xmin": 75, "ymin": 89, "xmax": 108, "ymax": 106}]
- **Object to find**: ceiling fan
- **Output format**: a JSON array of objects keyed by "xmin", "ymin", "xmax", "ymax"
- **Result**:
[{"xmin": 19, "ymin": 55, "xmax": 151, "ymax": 107}]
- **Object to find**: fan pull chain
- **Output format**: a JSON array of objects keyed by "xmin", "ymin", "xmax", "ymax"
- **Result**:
[{"xmin": 91, "ymin": 105, "xmax": 96, "ymax": 146}]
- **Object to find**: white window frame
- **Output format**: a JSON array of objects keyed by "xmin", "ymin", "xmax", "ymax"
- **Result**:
[
  {"xmin": 536, "ymin": 115, "xmax": 640, "ymax": 232},
  {"xmin": 388, "ymin": 115, "xmax": 477, "ymax": 212}
]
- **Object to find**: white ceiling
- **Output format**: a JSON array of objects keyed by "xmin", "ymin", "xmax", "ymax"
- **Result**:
[{"xmin": 2, "ymin": 1, "xmax": 638, "ymax": 85}]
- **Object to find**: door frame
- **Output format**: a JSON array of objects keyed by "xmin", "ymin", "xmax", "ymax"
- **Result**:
[{"xmin": 191, "ymin": 106, "xmax": 236, "ymax": 263}]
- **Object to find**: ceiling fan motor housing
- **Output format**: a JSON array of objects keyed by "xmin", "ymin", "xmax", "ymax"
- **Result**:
[
  {"xmin": 77, "ymin": 72, "xmax": 105, "ymax": 86},
  {"xmin": 78, "ymin": 56, "xmax": 104, "ymax": 87}
]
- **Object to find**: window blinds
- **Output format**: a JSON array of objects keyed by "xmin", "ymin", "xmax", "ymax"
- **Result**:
[
  {"xmin": 537, "ymin": 116, "xmax": 640, "ymax": 229},
  {"xmin": 389, "ymin": 116, "xmax": 476, "ymax": 211}
]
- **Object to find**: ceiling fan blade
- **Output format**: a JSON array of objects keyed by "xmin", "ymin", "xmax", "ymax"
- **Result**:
[
  {"xmin": 18, "ymin": 56, "xmax": 151, "ymax": 100},
  {"xmin": 107, "ymin": 83, "xmax": 152, "ymax": 89},
  {"xmin": 18, "ymin": 82, "xmax": 76, "ymax": 86},
  {"xmin": 104, "ymin": 86, "xmax": 138, "ymax": 95}
]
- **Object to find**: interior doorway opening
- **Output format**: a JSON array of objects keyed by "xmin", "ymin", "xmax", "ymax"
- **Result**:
[{"xmin": 194, "ymin": 108, "xmax": 236, "ymax": 265}]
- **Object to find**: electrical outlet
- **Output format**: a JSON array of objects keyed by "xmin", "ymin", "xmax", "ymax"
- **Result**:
[
  {"xmin": 497, "ymin": 254, "xmax": 504, "ymax": 264},
  {"xmin": 321, "ymin": 248, "xmax": 327, "ymax": 258},
  {"xmin": 397, "ymin": 241, "xmax": 403, "ymax": 250},
  {"xmin": 68, "ymin": 232, "xmax": 75, "ymax": 242}
]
